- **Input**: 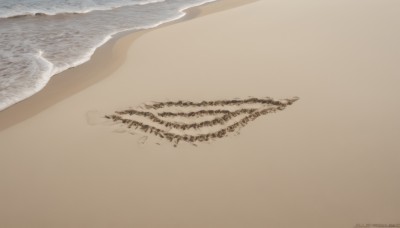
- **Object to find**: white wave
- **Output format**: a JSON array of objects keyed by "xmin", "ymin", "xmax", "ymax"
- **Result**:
[
  {"xmin": 0, "ymin": 0, "xmax": 219, "ymax": 111},
  {"xmin": 0, "ymin": 51, "xmax": 54, "ymax": 111},
  {"xmin": 0, "ymin": 0, "xmax": 164, "ymax": 19}
]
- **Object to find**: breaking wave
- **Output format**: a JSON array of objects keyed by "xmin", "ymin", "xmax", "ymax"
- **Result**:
[
  {"xmin": 0, "ymin": 0, "xmax": 217, "ymax": 111},
  {"xmin": 0, "ymin": 0, "xmax": 164, "ymax": 19}
]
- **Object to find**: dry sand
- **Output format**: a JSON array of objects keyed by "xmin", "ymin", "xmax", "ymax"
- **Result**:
[{"xmin": 1, "ymin": 0, "xmax": 400, "ymax": 227}]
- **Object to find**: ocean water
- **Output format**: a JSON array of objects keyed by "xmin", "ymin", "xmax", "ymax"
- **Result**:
[{"xmin": 0, "ymin": 0, "xmax": 216, "ymax": 111}]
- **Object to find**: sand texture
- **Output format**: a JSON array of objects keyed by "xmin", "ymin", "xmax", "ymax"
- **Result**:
[
  {"xmin": 104, "ymin": 97, "xmax": 299, "ymax": 147},
  {"xmin": 1, "ymin": 0, "xmax": 400, "ymax": 227}
]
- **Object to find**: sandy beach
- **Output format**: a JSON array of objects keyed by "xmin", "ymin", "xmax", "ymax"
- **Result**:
[{"xmin": 1, "ymin": 0, "xmax": 400, "ymax": 227}]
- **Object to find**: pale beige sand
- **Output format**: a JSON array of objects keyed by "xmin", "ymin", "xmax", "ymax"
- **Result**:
[{"xmin": 1, "ymin": 0, "xmax": 400, "ymax": 227}]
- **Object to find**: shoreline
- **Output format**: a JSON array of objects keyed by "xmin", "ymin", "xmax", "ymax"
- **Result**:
[{"xmin": 0, "ymin": 0, "xmax": 257, "ymax": 131}]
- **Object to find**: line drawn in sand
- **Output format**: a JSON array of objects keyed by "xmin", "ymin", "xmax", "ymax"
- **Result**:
[{"xmin": 101, "ymin": 97, "xmax": 299, "ymax": 147}]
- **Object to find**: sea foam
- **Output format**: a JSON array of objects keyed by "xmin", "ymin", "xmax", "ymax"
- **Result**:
[{"xmin": 0, "ymin": 0, "xmax": 217, "ymax": 111}]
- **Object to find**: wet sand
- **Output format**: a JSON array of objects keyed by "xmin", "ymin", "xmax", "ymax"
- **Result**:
[{"xmin": 1, "ymin": 0, "xmax": 400, "ymax": 227}]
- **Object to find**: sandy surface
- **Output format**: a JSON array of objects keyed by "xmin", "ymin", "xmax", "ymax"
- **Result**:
[{"xmin": 1, "ymin": 0, "xmax": 400, "ymax": 227}]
